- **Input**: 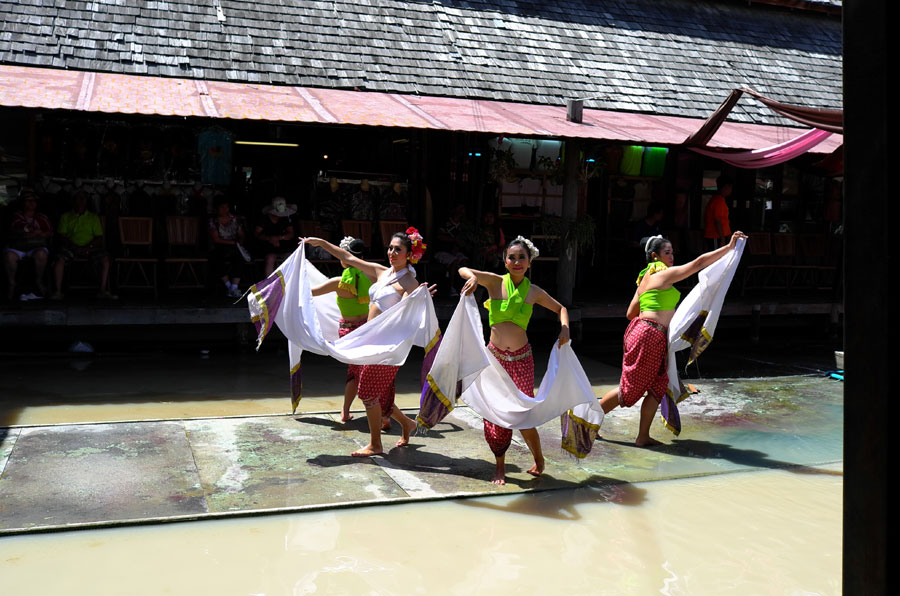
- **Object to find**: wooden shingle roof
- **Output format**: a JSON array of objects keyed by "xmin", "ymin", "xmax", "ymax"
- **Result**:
[{"xmin": 0, "ymin": 0, "xmax": 841, "ymax": 127}]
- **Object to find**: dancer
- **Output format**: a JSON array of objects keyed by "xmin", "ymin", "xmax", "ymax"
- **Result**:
[
  {"xmin": 309, "ymin": 236, "xmax": 373, "ymax": 423},
  {"xmin": 458, "ymin": 236, "xmax": 569, "ymax": 485},
  {"xmin": 303, "ymin": 229, "xmax": 430, "ymax": 457},
  {"xmin": 598, "ymin": 231, "xmax": 747, "ymax": 446}
]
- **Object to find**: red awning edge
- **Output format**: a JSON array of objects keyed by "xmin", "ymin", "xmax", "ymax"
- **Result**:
[{"xmin": 0, "ymin": 64, "xmax": 843, "ymax": 153}]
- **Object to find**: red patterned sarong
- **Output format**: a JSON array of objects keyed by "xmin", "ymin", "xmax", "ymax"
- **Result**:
[
  {"xmin": 483, "ymin": 343, "xmax": 534, "ymax": 457},
  {"xmin": 358, "ymin": 364, "xmax": 398, "ymax": 415},
  {"xmin": 339, "ymin": 318, "xmax": 366, "ymax": 383},
  {"xmin": 619, "ymin": 317, "xmax": 668, "ymax": 407}
]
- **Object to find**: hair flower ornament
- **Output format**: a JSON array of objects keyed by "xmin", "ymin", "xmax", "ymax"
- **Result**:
[
  {"xmin": 406, "ymin": 226, "xmax": 427, "ymax": 264},
  {"xmin": 514, "ymin": 235, "xmax": 540, "ymax": 260},
  {"xmin": 339, "ymin": 236, "xmax": 356, "ymax": 251}
]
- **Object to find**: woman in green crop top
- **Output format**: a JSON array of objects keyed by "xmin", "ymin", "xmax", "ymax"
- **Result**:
[
  {"xmin": 458, "ymin": 236, "xmax": 570, "ymax": 485},
  {"xmin": 311, "ymin": 237, "xmax": 376, "ymax": 424},
  {"xmin": 599, "ymin": 231, "xmax": 746, "ymax": 447}
]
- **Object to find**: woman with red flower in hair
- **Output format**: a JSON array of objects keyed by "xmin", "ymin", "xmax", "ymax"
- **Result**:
[{"xmin": 303, "ymin": 227, "xmax": 432, "ymax": 457}]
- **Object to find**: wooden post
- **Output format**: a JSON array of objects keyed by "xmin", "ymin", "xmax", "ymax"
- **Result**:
[
  {"xmin": 843, "ymin": 0, "xmax": 887, "ymax": 592},
  {"xmin": 556, "ymin": 138, "xmax": 583, "ymax": 305}
]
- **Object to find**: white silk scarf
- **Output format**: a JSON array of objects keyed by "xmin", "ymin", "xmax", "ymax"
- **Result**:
[
  {"xmin": 661, "ymin": 237, "xmax": 746, "ymax": 421},
  {"xmin": 423, "ymin": 294, "xmax": 604, "ymax": 435},
  {"xmin": 248, "ymin": 244, "xmax": 441, "ymax": 412}
]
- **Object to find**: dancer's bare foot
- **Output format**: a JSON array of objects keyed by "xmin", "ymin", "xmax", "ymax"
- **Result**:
[
  {"xmin": 395, "ymin": 416, "xmax": 416, "ymax": 447},
  {"xmin": 381, "ymin": 419, "xmax": 392, "ymax": 432},
  {"xmin": 492, "ymin": 460, "xmax": 506, "ymax": 485},
  {"xmin": 635, "ymin": 436, "xmax": 663, "ymax": 447},
  {"xmin": 340, "ymin": 411, "xmax": 354, "ymax": 423},
  {"xmin": 351, "ymin": 444, "xmax": 383, "ymax": 457},
  {"xmin": 526, "ymin": 455, "xmax": 545, "ymax": 477}
]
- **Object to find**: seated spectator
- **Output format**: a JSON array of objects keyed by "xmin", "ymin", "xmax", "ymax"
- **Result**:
[
  {"xmin": 52, "ymin": 191, "xmax": 116, "ymax": 299},
  {"xmin": 433, "ymin": 204, "xmax": 471, "ymax": 296},
  {"xmin": 4, "ymin": 189, "xmax": 52, "ymax": 301},
  {"xmin": 208, "ymin": 196, "xmax": 248, "ymax": 298},
  {"xmin": 254, "ymin": 196, "xmax": 297, "ymax": 277}
]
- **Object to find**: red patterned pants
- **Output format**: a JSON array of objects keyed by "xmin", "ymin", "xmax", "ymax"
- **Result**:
[
  {"xmin": 619, "ymin": 317, "xmax": 668, "ymax": 407},
  {"xmin": 339, "ymin": 319, "xmax": 366, "ymax": 383},
  {"xmin": 358, "ymin": 364, "xmax": 398, "ymax": 415},
  {"xmin": 483, "ymin": 343, "xmax": 534, "ymax": 457}
]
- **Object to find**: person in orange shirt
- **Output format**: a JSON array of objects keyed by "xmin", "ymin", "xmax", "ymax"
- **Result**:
[{"xmin": 704, "ymin": 175, "xmax": 733, "ymax": 249}]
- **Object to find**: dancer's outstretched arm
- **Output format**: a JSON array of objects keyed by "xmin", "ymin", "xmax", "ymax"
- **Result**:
[
  {"xmin": 301, "ymin": 237, "xmax": 385, "ymax": 281},
  {"xmin": 648, "ymin": 231, "xmax": 746, "ymax": 289}
]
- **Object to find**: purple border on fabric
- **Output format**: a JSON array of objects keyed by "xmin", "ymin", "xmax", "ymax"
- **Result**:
[
  {"xmin": 253, "ymin": 273, "xmax": 285, "ymax": 344},
  {"xmin": 560, "ymin": 410, "xmax": 599, "ymax": 458}
]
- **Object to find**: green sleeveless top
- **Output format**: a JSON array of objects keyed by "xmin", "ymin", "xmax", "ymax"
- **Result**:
[
  {"xmin": 636, "ymin": 262, "xmax": 681, "ymax": 312},
  {"xmin": 336, "ymin": 267, "xmax": 371, "ymax": 318},
  {"xmin": 485, "ymin": 273, "xmax": 533, "ymax": 330}
]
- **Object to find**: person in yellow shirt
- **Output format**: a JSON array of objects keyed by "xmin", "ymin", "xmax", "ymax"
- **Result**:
[{"xmin": 52, "ymin": 192, "xmax": 115, "ymax": 299}]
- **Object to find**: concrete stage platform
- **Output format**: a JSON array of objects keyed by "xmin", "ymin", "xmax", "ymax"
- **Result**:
[{"xmin": 0, "ymin": 373, "xmax": 842, "ymax": 536}]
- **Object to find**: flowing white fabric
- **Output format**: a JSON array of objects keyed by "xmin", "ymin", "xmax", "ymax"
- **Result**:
[
  {"xmin": 249, "ymin": 243, "xmax": 440, "ymax": 367},
  {"xmin": 428, "ymin": 294, "xmax": 603, "ymax": 431},
  {"xmin": 665, "ymin": 237, "xmax": 746, "ymax": 401}
]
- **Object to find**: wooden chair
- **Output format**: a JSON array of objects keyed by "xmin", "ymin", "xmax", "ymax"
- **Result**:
[
  {"xmin": 771, "ymin": 233, "xmax": 797, "ymax": 291},
  {"xmin": 115, "ymin": 216, "xmax": 157, "ymax": 297},
  {"xmin": 797, "ymin": 233, "xmax": 836, "ymax": 290},
  {"xmin": 342, "ymin": 220, "xmax": 373, "ymax": 248},
  {"xmin": 294, "ymin": 219, "xmax": 339, "ymax": 274},
  {"xmin": 297, "ymin": 219, "xmax": 330, "ymax": 240},
  {"xmin": 165, "ymin": 216, "xmax": 207, "ymax": 290},
  {"xmin": 741, "ymin": 232, "xmax": 772, "ymax": 295},
  {"xmin": 378, "ymin": 220, "xmax": 408, "ymax": 247}
]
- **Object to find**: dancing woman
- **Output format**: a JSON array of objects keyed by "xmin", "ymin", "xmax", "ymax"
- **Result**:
[
  {"xmin": 303, "ymin": 229, "xmax": 430, "ymax": 457},
  {"xmin": 310, "ymin": 236, "xmax": 373, "ymax": 423},
  {"xmin": 458, "ymin": 236, "xmax": 569, "ymax": 485},
  {"xmin": 599, "ymin": 231, "xmax": 747, "ymax": 446}
]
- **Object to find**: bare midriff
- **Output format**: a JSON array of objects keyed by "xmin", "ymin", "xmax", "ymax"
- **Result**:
[
  {"xmin": 637, "ymin": 307, "xmax": 675, "ymax": 329},
  {"xmin": 489, "ymin": 320, "xmax": 529, "ymax": 352}
]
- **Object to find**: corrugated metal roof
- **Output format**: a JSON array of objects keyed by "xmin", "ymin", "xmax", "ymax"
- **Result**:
[{"xmin": 0, "ymin": 64, "xmax": 842, "ymax": 153}]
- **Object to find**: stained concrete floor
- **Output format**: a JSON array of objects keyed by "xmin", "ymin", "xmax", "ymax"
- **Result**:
[{"xmin": 0, "ymin": 342, "xmax": 843, "ymax": 535}]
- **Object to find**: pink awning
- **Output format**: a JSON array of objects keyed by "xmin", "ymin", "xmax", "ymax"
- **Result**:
[{"xmin": 0, "ymin": 64, "xmax": 842, "ymax": 153}]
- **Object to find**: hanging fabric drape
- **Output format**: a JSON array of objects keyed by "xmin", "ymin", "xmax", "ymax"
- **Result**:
[
  {"xmin": 690, "ymin": 128, "xmax": 833, "ymax": 169},
  {"xmin": 684, "ymin": 87, "xmax": 843, "ymax": 147},
  {"xmin": 683, "ymin": 87, "xmax": 842, "ymax": 171},
  {"xmin": 418, "ymin": 294, "xmax": 604, "ymax": 455},
  {"xmin": 740, "ymin": 88, "xmax": 843, "ymax": 134},
  {"xmin": 248, "ymin": 244, "xmax": 441, "ymax": 413}
]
